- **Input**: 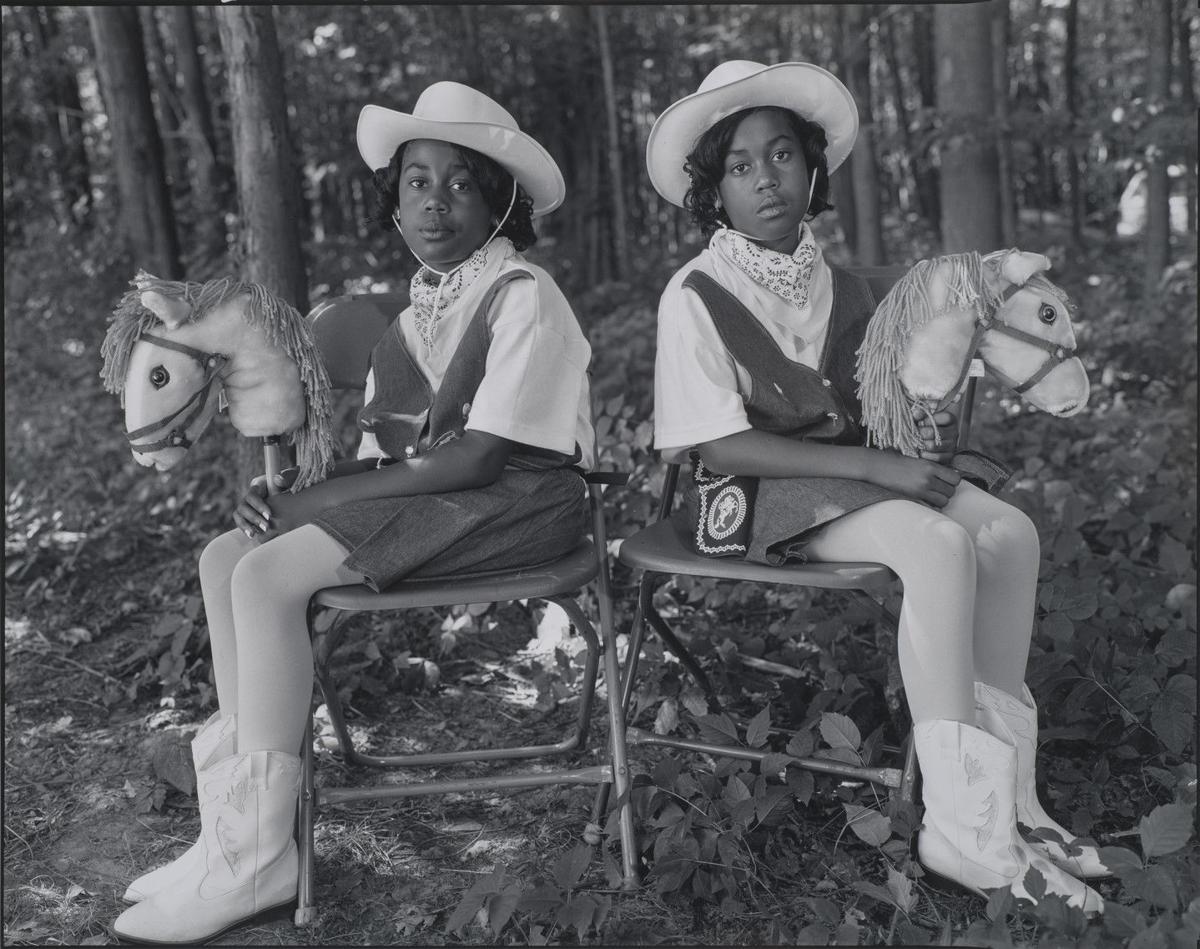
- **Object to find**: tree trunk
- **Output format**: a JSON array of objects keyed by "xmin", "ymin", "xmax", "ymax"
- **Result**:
[
  {"xmin": 912, "ymin": 4, "xmax": 941, "ymax": 232},
  {"xmin": 1143, "ymin": 0, "xmax": 1173, "ymax": 293},
  {"xmin": 934, "ymin": 2, "xmax": 1002, "ymax": 252},
  {"xmin": 85, "ymin": 5, "xmax": 182, "ymax": 277},
  {"xmin": 166, "ymin": 4, "xmax": 228, "ymax": 265},
  {"xmin": 34, "ymin": 7, "xmax": 91, "ymax": 224},
  {"xmin": 842, "ymin": 5, "xmax": 883, "ymax": 265},
  {"xmin": 1175, "ymin": 0, "xmax": 1196, "ymax": 237},
  {"xmin": 214, "ymin": 5, "xmax": 308, "ymax": 484},
  {"xmin": 991, "ymin": 0, "xmax": 1018, "ymax": 247},
  {"xmin": 593, "ymin": 6, "xmax": 630, "ymax": 280},
  {"xmin": 1063, "ymin": 0, "xmax": 1084, "ymax": 246}
]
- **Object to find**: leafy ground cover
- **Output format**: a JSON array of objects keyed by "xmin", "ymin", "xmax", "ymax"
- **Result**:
[{"xmin": 3, "ymin": 217, "xmax": 1197, "ymax": 946}]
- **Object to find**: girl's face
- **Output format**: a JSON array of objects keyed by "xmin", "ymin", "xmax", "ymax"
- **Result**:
[
  {"xmin": 395, "ymin": 139, "xmax": 494, "ymax": 271},
  {"xmin": 716, "ymin": 109, "xmax": 811, "ymax": 255}
]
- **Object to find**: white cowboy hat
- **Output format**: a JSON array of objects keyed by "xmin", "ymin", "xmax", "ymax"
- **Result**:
[
  {"xmin": 357, "ymin": 81, "xmax": 565, "ymax": 216},
  {"xmin": 646, "ymin": 60, "xmax": 859, "ymax": 208}
]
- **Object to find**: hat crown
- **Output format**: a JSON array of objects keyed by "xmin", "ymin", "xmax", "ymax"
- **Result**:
[
  {"xmin": 411, "ymin": 81, "xmax": 518, "ymax": 131},
  {"xmin": 696, "ymin": 60, "xmax": 770, "ymax": 95}
]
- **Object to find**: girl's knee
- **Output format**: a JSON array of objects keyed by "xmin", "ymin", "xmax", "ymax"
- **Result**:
[
  {"xmin": 923, "ymin": 517, "xmax": 976, "ymax": 567},
  {"xmin": 990, "ymin": 505, "xmax": 1041, "ymax": 563},
  {"xmin": 199, "ymin": 529, "xmax": 253, "ymax": 587}
]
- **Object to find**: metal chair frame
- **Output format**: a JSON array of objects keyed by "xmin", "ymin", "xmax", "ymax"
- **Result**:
[
  {"xmin": 294, "ymin": 293, "xmax": 639, "ymax": 925},
  {"xmin": 590, "ymin": 266, "xmax": 983, "ymax": 830}
]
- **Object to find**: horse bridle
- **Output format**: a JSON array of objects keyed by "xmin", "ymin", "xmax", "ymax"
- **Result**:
[
  {"xmin": 125, "ymin": 334, "xmax": 228, "ymax": 454},
  {"xmin": 933, "ymin": 280, "xmax": 1076, "ymax": 413}
]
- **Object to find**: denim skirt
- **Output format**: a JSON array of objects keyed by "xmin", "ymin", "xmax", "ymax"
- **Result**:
[
  {"xmin": 678, "ymin": 474, "xmax": 900, "ymax": 566},
  {"xmin": 314, "ymin": 467, "xmax": 588, "ymax": 591}
]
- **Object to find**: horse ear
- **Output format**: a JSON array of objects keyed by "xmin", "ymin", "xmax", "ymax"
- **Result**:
[
  {"xmin": 140, "ymin": 289, "xmax": 192, "ymax": 329},
  {"xmin": 985, "ymin": 249, "xmax": 1052, "ymax": 290}
]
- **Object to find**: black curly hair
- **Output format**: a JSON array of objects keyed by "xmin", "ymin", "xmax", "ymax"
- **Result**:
[
  {"xmin": 370, "ymin": 141, "xmax": 537, "ymax": 251},
  {"xmin": 682, "ymin": 106, "xmax": 834, "ymax": 237}
]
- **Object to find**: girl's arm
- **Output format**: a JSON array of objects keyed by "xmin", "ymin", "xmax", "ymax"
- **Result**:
[
  {"xmin": 698, "ymin": 429, "xmax": 960, "ymax": 508},
  {"xmin": 238, "ymin": 431, "xmax": 514, "ymax": 539}
]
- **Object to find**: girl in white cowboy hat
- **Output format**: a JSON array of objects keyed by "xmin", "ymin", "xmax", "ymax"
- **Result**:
[
  {"xmin": 112, "ymin": 80, "xmax": 595, "ymax": 944},
  {"xmin": 647, "ymin": 61, "xmax": 1107, "ymax": 913}
]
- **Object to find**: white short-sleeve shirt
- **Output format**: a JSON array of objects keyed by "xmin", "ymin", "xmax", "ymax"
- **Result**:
[
  {"xmin": 653, "ymin": 238, "xmax": 834, "ymax": 457},
  {"xmin": 357, "ymin": 249, "xmax": 594, "ymax": 469}
]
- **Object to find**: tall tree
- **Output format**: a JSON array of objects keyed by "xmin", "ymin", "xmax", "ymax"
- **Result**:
[
  {"xmin": 593, "ymin": 5, "xmax": 630, "ymax": 278},
  {"xmin": 934, "ymin": 2, "xmax": 1002, "ymax": 252},
  {"xmin": 85, "ymin": 5, "xmax": 181, "ymax": 277},
  {"xmin": 214, "ymin": 5, "xmax": 308, "ymax": 483},
  {"xmin": 842, "ymin": 4, "xmax": 883, "ymax": 265},
  {"xmin": 33, "ymin": 7, "xmax": 91, "ymax": 224},
  {"xmin": 991, "ymin": 0, "xmax": 1017, "ymax": 247},
  {"xmin": 214, "ymin": 5, "xmax": 307, "ymax": 311},
  {"xmin": 1062, "ymin": 0, "xmax": 1085, "ymax": 246},
  {"xmin": 1143, "ymin": 0, "xmax": 1173, "ymax": 292},
  {"xmin": 165, "ymin": 5, "xmax": 229, "ymax": 267}
]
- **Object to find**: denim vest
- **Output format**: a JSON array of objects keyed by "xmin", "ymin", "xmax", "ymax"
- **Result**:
[
  {"xmin": 358, "ymin": 270, "xmax": 580, "ymax": 469},
  {"xmin": 681, "ymin": 267, "xmax": 875, "ymax": 446}
]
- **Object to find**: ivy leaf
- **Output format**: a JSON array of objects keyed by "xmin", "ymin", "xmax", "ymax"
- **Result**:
[
  {"xmin": 1157, "ymin": 533, "xmax": 1193, "ymax": 579},
  {"xmin": 1123, "ymin": 864, "xmax": 1180, "ymax": 911},
  {"xmin": 1151, "ymin": 674, "xmax": 1196, "ymax": 754},
  {"xmin": 843, "ymin": 803, "xmax": 891, "ymax": 846},
  {"xmin": 485, "ymin": 887, "xmax": 522, "ymax": 938},
  {"xmin": 745, "ymin": 706, "xmax": 771, "ymax": 748},
  {"xmin": 696, "ymin": 713, "xmax": 740, "ymax": 746},
  {"xmin": 653, "ymin": 697, "xmax": 679, "ymax": 735},
  {"xmin": 819, "ymin": 712, "xmax": 861, "ymax": 752},
  {"xmin": 1139, "ymin": 801, "xmax": 1195, "ymax": 857},
  {"xmin": 679, "ymin": 689, "xmax": 709, "ymax": 717},
  {"xmin": 786, "ymin": 730, "xmax": 815, "ymax": 759},
  {"xmin": 886, "ymin": 866, "xmax": 917, "ymax": 914},
  {"xmin": 762, "ymin": 752, "xmax": 792, "ymax": 777},
  {"xmin": 852, "ymin": 879, "xmax": 899, "ymax": 909},
  {"xmin": 1154, "ymin": 629, "xmax": 1194, "ymax": 667}
]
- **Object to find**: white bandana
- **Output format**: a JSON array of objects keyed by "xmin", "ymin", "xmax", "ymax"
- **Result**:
[
  {"xmin": 713, "ymin": 224, "xmax": 820, "ymax": 311},
  {"xmin": 408, "ymin": 244, "xmax": 492, "ymax": 351}
]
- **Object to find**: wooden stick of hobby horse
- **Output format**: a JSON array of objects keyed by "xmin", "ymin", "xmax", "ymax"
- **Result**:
[{"xmin": 263, "ymin": 435, "xmax": 282, "ymax": 497}]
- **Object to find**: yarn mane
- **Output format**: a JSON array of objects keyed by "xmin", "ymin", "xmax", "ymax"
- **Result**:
[
  {"xmin": 855, "ymin": 251, "xmax": 1002, "ymax": 457},
  {"xmin": 100, "ymin": 271, "xmax": 335, "ymax": 490}
]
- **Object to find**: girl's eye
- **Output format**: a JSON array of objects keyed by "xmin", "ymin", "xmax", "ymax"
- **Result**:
[
  {"xmin": 773, "ymin": 149, "xmax": 792, "ymax": 161},
  {"xmin": 728, "ymin": 162, "xmax": 749, "ymax": 176},
  {"xmin": 1039, "ymin": 303, "xmax": 1057, "ymax": 325},
  {"xmin": 150, "ymin": 366, "xmax": 170, "ymax": 389},
  {"xmin": 450, "ymin": 179, "xmax": 473, "ymax": 192},
  {"xmin": 406, "ymin": 177, "xmax": 426, "ymax": 189}
]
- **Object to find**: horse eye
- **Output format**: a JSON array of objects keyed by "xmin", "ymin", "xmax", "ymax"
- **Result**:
[
  {"xmin": 150, "ymin": 366, "xmax": 170, "ymax": 389},
  {"xmin": 1039, "ymin": 304, "xmax": 1057, "ymax": 324}
]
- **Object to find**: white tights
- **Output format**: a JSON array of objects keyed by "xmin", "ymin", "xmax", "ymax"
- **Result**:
[
  {"xmin": 198, "ymin": 525, "xmax": 360, "ymax": 754},
  {"xmin": 804, "ymin": 480, "xmax": 1040, "ymax": 725}
]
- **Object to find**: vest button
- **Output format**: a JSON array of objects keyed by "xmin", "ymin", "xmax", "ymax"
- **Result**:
[
  {"xmin": 822, "ymin": 378, "xmax": 832, "ymax": 387},
  {"xmin": 405, "ymin": 445, "xmax": 415, "ymax": 457},
  {"xmin": 827, "ymin": 412, "xmax": 839, "ymax": 421},
  {"xmin": 462, "ymin": 402, "xmax": 471, "ymax": 418}
]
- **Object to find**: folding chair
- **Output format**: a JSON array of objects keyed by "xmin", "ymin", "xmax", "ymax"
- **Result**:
[
  {"xmin": 294, "ymin": 292, "xmax": 640, "ymax": 924},
  {"xmin": 590, "ymin": 266, "xmax": 985, "ymax": 829}
]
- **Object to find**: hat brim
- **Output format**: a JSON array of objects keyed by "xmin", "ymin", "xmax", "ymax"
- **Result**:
[
  {"xmin": 646, "ymin": 62, "xmax": 859, "ymax": 208},
  {"xmin": 357, "ymin": 105, "xmax": 565, "ymax": 217}
]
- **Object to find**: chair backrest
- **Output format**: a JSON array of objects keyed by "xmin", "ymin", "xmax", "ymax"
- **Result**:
[{"xmin": 307, "ymin": 292, "xmax": 408, "ymax": 390}]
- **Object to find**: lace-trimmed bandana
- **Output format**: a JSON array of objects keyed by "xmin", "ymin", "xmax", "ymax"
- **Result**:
[
  {"xmin": 715, "ymin": 224, "xmax": 819, "ymax": 311},
  {"xmin": 408, "ymin": 244, "xmax": 491, "ymax": 351}
]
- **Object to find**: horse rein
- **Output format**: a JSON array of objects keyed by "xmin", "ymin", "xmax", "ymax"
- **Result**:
[
  {"xmin": 933, "ymin": 280, "xmax": 1076, "ymax": 413},
  {"xmin": 125, "ymin": 334, "xmax": 228, "ymax": 454}
]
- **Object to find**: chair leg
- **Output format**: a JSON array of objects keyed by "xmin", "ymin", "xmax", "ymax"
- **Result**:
[
  {"xmin": 599, "ymin": 575, "xmax": 640, "ymax": 889},
  {"xmin": 548, "ymin": 595, "xmax": 601, "ymax": 752},
  {"xmin": 586, "ymin": 577, "xmax": 652, "ymax": 841},
  {"xmin": 294, "ymin": 714, "xmax": 318, "ymax": 926}
]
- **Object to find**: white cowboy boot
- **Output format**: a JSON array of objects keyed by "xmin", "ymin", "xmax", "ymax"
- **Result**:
[
  {"xmin": 975, "ymin": 681, "xmax": 1111, "ymax": 879},
  {"xmin": 123, "ymin": 714, "xmax": 238, "ymax": 903},
  {"xmin": 914, "ymin": 720, "xmax": 1103, "ymax": 915},
  {"xmin": 112, "ymin": 749, "xmax": 300, "ymax": 944}
]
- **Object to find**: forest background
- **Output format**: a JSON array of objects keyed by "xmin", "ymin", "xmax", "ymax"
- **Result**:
[{"xmin": 3, "ymin": 2, "xmax": 1197, "ymax": 946}]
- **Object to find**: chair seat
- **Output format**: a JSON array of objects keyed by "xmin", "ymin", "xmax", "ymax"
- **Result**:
[
  {"xmin": 617, "ymin": 519, "xmax": 895, "ymax": 591},
  {"xmin": 314, "ymin": 540, "xmax": 599, "ymax": 611}
]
